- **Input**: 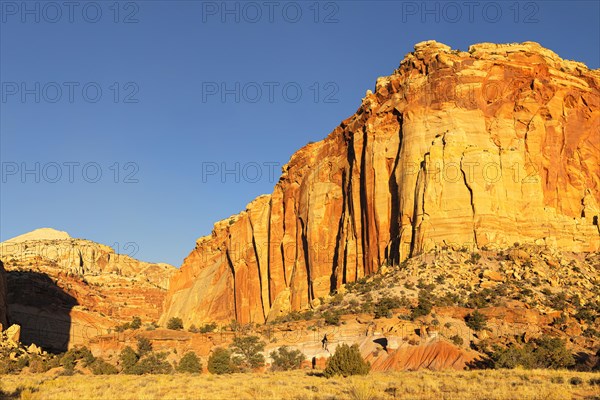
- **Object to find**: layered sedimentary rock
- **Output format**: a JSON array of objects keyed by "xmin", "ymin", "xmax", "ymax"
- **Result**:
[
  {"xmin": 0, "ymin": 228, "xmax": 176, "ymax": 350},
  {"xmin": 162, "ymin": 41, "xmax": 600, "ymax": 327}
]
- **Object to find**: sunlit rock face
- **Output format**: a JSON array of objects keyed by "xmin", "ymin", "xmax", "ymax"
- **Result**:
[{"xmin": 162, "ymin": 41, "xmax": 600, "ymax": 326}]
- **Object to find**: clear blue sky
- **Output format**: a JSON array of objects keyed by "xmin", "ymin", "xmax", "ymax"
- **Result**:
[{"xmin": 1, "ymin": 1, "xmax": 598, "ymax": 265}]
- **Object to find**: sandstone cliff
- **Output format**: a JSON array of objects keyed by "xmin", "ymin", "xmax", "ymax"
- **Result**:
[{"xmin": 162, "ymin": 41, "xmax": 600, "ymax": 327}]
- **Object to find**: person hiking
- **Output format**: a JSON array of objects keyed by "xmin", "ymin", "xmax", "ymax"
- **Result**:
[{"xmin": 321, "ymin": 333, "xmax": 328, "ymax": 350}]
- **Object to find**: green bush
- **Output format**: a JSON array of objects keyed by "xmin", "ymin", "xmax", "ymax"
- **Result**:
[
  {"xmin": 167, "ymin": 317, "xmax": 184, "ymax": 330},
  {"xmin": 60, "ymin": 346, "xmax": 95, "ymax": 372},
  {"xmin": 533, "ymin": 336, "xmax": 575, "ymax": 369},
  {"xmin": 411, "ymin": 290, "xmax": 433, "ymax": 319},
  {"xmin": 450, "ymin": 335, "xmax": 464, "ymax": 346},
  {"xmin": 131, "ymin": 352, "xmax": 173, "ymax": 375},
  {"xmin": 270, "ymin": 346, "xmax": 306, "ymax": 371},
  {"xmin": 90, "ymin": 358, "xmax": 118, "ymax": 375},
  {"xmin": 115, "ymin": 316, "xmax": 142, "ymax": 332},
  {"xmin": 465, "ymin": 310, "xmax": 487, "ymax": 331},
  {"xmin": 569, "ymin": 377, "xmax": 583, "ymax": 385},
  {"xmin": 200, "ymin": 322, "xmax": 218, "ymax": 333},
  {"xmin": 491, "ymin": 336, "xmax": 574, "ymax": 369},
  {"xmin": 137, "ymin": 337, "xmax": 153, "ymax": 356},
  {"xmin": 374, "ymin": 295, "xmax": 408, "ymax": 319},
  {"xmin": 119, "ymin": 346, "xmax": 139, "ymax": 373},
  {"xmin": 323, "ymin": 343, "xmax": 370, "ymax": 378},
  {"xmin": 130, "ymin": 316, "xmax": 142, "ymax": 330},
  {"xmin": 176, "ymin": 352, "xmax": 202, "ymax": 374},
  {"xmin": 230, "ymin": 335, "xmax": 266, "ymax": 371},
  {"xmin": 322, "ymin": 309, "xmax": 342, "ymax": 326},
  {"xmin": 207, "ymin": 347, "xmax": 235, "ymax": 374}
]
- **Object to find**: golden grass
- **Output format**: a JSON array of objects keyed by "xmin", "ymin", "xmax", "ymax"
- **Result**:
[{"xmin": 1, "ymin": 369, "xmax": 599, "ymax": 400}]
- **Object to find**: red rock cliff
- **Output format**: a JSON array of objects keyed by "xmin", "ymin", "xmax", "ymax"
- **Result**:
[{"xmin": 161, "ymin": 41, "xmax": 600, "ymax": 326}]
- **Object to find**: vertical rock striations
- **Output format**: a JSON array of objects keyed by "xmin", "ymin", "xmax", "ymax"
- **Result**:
[{"xmin": 162, "ymin": 41, "xmax": 600, "ymax": 326}]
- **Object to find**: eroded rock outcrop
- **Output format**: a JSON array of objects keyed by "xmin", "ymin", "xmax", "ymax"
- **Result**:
[
  {"xmin": 0, "ymin": 228, "xmax": 176, "ymax": 350},
  {"xmin": 162, "ymin": 41, "xmax": 600, "ymax": 326}
]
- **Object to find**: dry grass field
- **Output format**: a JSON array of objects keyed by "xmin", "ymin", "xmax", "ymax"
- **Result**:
[{"xmin": 1, "ymin": 369, "xmax": 599, "ymax": 400}]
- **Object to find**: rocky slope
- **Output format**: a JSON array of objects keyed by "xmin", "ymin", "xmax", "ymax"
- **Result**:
[
  {"xmin": 0, "ymin": 228, "xmax": 176, "ymax": 351},
  {"xmin": 162, "ymin": 41, "xmax": 600, "ymax": 327}
]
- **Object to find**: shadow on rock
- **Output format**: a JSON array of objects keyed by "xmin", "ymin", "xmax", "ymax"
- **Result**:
[{"xmin": 6, "ymin": 270, "xmax": 77, "ymax": 353}]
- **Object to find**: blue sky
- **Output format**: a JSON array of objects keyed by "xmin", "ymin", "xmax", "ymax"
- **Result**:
[{"xmin": 1, "ymin": 1, "xmax": 599, "ymax": 266}]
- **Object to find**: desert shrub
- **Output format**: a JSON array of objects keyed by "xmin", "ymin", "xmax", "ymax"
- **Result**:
[
  {"xmin": 416, "ymin": 279, "xmax": 435, "ymax": 291},
  {"xmin": 450, "ymin": 335, "xmax": 464, "ymax": 346},
  {"xmin": 27, "ymin": 355, "xmax": 50, "ymax": 374},
  {"xmin": 583, "ymin": 327, "xmax": 600, "ymax": 338},
  {"xmin": 466, "ymin": 252, "xmax": 481, "ymax": 264},
  {"xmin": 208, "ymin": 347, "xmax": 235, "ymax": 374},
  {"xmin": 200, "ymin": 322, "xmax": 218, "ymax": 333},
  {"xmin": 322, "ymin": 309, "xmax": 342, "ymax": 326},
  {"xmin": 574, "ymin": 308, "xmax": 596, "ymax": 323},
  {"xmin": 90, "ymin": 358, "xmax": 118, "ymax": 375},
  {"xmin": 330, "ymin": 293, "xmax": 345, "ymax": 306},
  {"xmin": 569, "ymin": 377, "xmax": 583, "ymax": 385},
  {"xmin": 465, "ymin": 288, "xmax": 498, "ymax": 308},
  {"xmin": 130, "ymin": 316, "xmax": 142, "ymax": 330},
  {"xmin": 465, "ymin": 310, "xmax": 487, "ymax": 331},
  {"xmin": 491, "ymin": 336, "xmax": 574, "ymax": 369},
  {"xmin": 411, "ymin": 290, "xmax": 433, "ymax": 319},
  {"xmin": 230, "ymin": 335, "xmax": 265, "ymax": 371},
  {"xmin": 131, "ymin": 352, "xmax": 173, "ymax": 375},
  {"xmin": 324, "ymin": 344, "xmax": 369, "ymax": 378},
  {"xmin": 374, "ymin": 295, "xmax": 408, "ymax": 319},
  {"xmin": 167, "ymin": 317, "xmax": 184, "ymax": 330},
  {"xmin": 115, "ymin": 316, "xmax": 142, "ymax": 332},
  {"xmin": 533, "ymin": 336, "xmax": 575, "ymax": 369},
  {"xmin": 60, "ymin": 346, "xmax": 95, "ymax": 371},
  {"xmin": 437, "ymin": 292, "xmax": 461, "ymax": 306},
  {"xmin": 491, "ymin": 345, "xmax": 536, "ymax": 369},
  {"xmin": 119, "ymin": 346, "xmax": 139, "ymax": 373},
  {"xmin": 0, "ymin": 351, "xmax": 30, "ymax": 374},
  {"xmin": 360, "ymin": 298, "xmax": 374, "ymax": 314},
  {"xmin": 176, "ymin": 352, "xmax": 202, "ymax": 374},
  {"xmin": 270, "ymin": 346, "xmax": 305, "ymax": 371},
  {"xmin": 137, "ymin": 337, "xmax": 153, "ymax": 356}
]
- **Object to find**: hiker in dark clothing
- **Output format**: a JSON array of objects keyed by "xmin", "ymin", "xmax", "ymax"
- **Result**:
[{"xmin": 321, "ymin": 334, "xmax": 328, "ymax": 350}]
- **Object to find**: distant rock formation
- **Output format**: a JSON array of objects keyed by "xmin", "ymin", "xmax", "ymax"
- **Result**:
[
  {"xmin": 4, "ymin": 227, "xmax": 71, "ymax": 243},
  {"xmin": 162, "ymin": 41, "xmax": 600, "ymax": 327},
  {"xmin": 0, "ymin": 228, "xmax": 176, "ymax": 350}
]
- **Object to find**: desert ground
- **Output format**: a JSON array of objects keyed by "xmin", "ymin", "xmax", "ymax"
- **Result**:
[{"xmin": 1, "ymin": 369, "xmax": 600, "ymax": 400}]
